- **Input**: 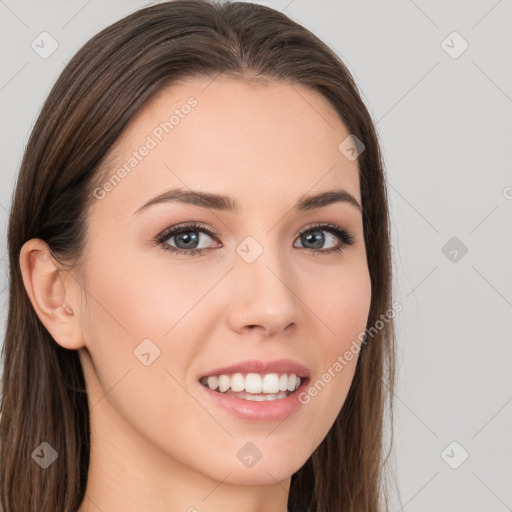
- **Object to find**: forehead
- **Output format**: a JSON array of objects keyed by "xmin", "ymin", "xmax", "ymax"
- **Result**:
[{"xmin": 92, "ymin": 76, "xmax": 361, "ymax": 217}]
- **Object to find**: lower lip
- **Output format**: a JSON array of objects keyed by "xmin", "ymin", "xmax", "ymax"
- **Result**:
[{"xmin": 199, "ymin": 379, "xmax": 309, "ymax": 422}]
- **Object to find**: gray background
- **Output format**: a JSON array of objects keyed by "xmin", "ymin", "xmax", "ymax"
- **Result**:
[{"xmin": 1, "ymin": 1, "xmax": 511, "ymax": 510}]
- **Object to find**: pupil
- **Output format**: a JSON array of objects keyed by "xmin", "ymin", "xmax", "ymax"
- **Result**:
[
  {"xmin": 305, "ymin": 231, "xmax": 324, "ymax": 249},
  {"xmin": 176, "ymin": 231, "xmax": 199, "ymax": 249}
]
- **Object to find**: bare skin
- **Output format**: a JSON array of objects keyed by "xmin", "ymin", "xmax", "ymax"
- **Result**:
[{"xmin": 20, "ymin": 76, "xmax": 371, "ymax": 512}]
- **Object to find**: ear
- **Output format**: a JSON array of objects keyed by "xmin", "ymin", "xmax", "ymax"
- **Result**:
[{"xmin": 19, "ymin": 238, "xmax": 85, "ymax": 350}]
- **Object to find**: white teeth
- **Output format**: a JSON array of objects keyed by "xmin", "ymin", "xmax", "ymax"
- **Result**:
[
  {"xmin": 230, "ymin": 373, "xmax": 245, "ymax": 392},
  {"xmin": 201, "ymin": 372, "xmax": 303, "ymax": 395},
  {"xmin": 245, "ymin": 373, "xmax": 262, "ymax": 393},
  {"xmin": 278, "ymin": 374, "xmax": 288, "ymax": 391},
  {"xmin": 262, "ymin": 373, "xmax": 280, "ymax": 394},
  {"xmin": 287, "ymin": 374, "xmax": 297, "ymax": 392},
  {"xmin": 218, "ymin": 375, "xmax": 230, "ymax": 393},
  {"xmin": 207, "ymin": 376, "xmax": 218, "ymax": 391},
  {"xmin": 245, "ymin": 392, "xmax": 289, "ymax": 401},
  {"xmin": 244, "ymin": 394, "xmax": 267, "ymax": 401}
]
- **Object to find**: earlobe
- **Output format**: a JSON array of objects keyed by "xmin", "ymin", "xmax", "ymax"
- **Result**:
[{"xmin": 19, "ymin": 238, "xmax": 84, "ymax": 350}]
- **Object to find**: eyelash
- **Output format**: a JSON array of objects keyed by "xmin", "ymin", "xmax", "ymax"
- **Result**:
[{"xmin": 154, "ymin": 221, "xmax": 354, "ymax": 257}]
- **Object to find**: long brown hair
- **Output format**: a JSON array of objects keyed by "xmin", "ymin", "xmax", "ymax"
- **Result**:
[{"xmin": 1, "ymin": 1, "xmax": 398, "ymax": 510}]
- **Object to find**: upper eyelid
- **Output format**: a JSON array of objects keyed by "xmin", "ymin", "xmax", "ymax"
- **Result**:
[{"xmin": 157, "ymin": 222, "xmax": 216, "ymax": 240}]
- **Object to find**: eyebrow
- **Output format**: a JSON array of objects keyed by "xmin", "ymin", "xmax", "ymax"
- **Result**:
[{"xmin": 132, "ymin": 187, "xmax": 362, "ymax": 215}]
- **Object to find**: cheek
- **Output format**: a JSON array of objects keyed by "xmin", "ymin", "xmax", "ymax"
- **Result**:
[
  {"xmin": 78, "ymin": 246, "xmax": 225, "ymax": 414},
  {"xmin": 83, "ymin": 246, "xmax": 220, "ymax": 343},
  {"xmin": 297, "ymin": 260, "xmax": 371, "ymax": 438},
  {"xmin": 327, "ymin": 261, "xmax": 372, "ymax": 367},
  {"xmin": 304, "ymin": 256, "xmax": 372, "ymax": 353}
]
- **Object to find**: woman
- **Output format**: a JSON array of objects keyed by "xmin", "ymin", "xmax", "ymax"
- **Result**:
[{"xmin": 0, "ymin": 1, "xmax": 398, "ymax": 510}]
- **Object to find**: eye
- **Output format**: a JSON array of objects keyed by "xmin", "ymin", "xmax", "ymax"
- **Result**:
[
  {"xmin": 293, "ymin": 222, "xmax": 354, "ymax": 255},
  {"xmin": 156, "ymin": 222, "xmax": 220, "ymax": 256}
]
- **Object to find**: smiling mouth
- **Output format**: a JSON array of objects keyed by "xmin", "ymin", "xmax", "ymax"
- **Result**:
[{"xmin": 199, "ymin": 372, "xmax": 307, "ymax": 402}]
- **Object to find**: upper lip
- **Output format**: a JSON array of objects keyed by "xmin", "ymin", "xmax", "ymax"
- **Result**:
[{"xmin": 200, "ymin": 358, "xmax": 311, "ymax": 380}]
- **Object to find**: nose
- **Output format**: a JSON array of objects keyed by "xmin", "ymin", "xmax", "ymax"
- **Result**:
[{"xmin": 226, "ymin": 244, "xmax": 301, "ymax": 337}]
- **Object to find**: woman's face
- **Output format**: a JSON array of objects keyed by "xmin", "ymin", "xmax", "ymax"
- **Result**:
[{"xmin": 76, "ymin": 76, "xmax": 371, "ymax": 486}]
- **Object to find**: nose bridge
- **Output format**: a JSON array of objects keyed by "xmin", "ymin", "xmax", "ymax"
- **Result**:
[
  {"xmin": 227, "ymin": 231, "xmax": 300, "ymax": 335},
  {"xmin": 239, "ymin": 247, "xmax": 288, "ymax": 297},
  {"xmin": 236, "ymin": 226, "xmax": 289, "ymax": 288}
]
